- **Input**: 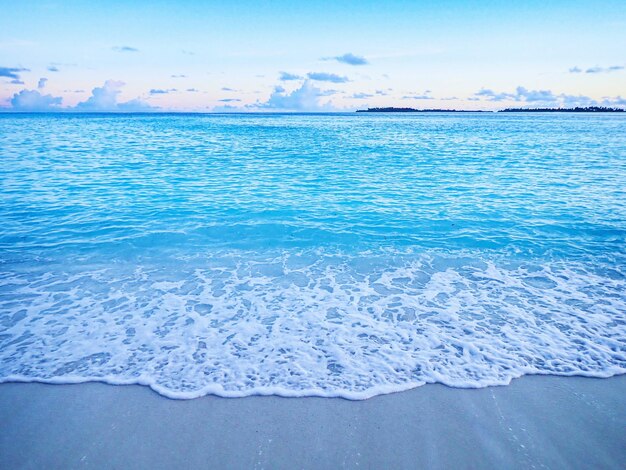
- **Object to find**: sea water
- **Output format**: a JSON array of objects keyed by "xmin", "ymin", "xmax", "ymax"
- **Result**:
[{"xmin": 1, "ymin": 112, "xmax": 625, "ymax": 399}]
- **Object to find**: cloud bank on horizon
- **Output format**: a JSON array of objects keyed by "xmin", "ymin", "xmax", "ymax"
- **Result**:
[
  {"xmin": 1, "ymin": 1, "xmax": 625, "ymax": 112},
  {"xmin": 9, "ymin": 80, "xmax": 154, "ymax": 112}
]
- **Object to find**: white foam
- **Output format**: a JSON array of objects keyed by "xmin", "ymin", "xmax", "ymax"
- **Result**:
[{"xmin": 1, "ymin": 250, "xmax": 625, "ymax": 399}]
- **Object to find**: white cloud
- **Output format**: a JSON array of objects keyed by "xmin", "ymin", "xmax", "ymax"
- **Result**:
[
  {"xmin": 324, "ymin": 53, "xmax": 368, "ymax": 66},
  {"xmin": 402, "ymin": 90, "xmax": 434, "ymax": 100},
  {"xmin": 0, "ymin": 66, "xmax": 29, "ymax": 79},
  {"xmin": 473, "ymin": 86, "xmax": 557, "ymax": 103},
  {"xmin": 75, "ymin": 80, "xmax": 153, "ymax": 111},
  {"xmin": 75, "ymin": 80, "xmax": 124, "ymax": 110},
  {"xmin": 149, "ymin": 88, "xmax": 177, "ymax": 94},
  {"xmin": 256, "ymin": 80, "xmax": 335, "ymax": 111},
  {"xmin": 117, "ymin": 98, "xmax": 154, "ymax": 112},
  {"xmin": 585, "ymin": 65, "xmax": 624, "ymax": 73},
  {"xmin": 278, "ymin": 72, "xmax": 302, "ymax": 81},
  {"xmin": 307, "ymin": 72, "xmax": 349, "ymax": 83},
  {"xmin": 211, "ymin": 104, "xmax": 240, "ymax": 113},
  {"xmin": 10, "ymin": 89, "xmax": 62, "ymax": 111},
  {"xmin": 351, "ymin": 92, "xmax": 373, "ymax": 99},
  {"xmin": 471, "ymin": 86, "xmax": 622, "ymax": 108},
  {"xmin": 601, "ymin": 96, "xmax": 626, "ymax": 106},
  {"xmin": 515, "ymin": 86, "xmax": 557, "ymax": 103}
]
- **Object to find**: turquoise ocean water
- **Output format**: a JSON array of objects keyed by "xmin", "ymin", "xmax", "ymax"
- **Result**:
[{"xmin": 1, "ymin": 112, "xmax": 625, "ymax": 398}]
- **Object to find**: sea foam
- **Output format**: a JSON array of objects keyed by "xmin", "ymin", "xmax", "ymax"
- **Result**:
[{"xmin": 1, "ymin": 250, "xmax": 624, "ymax": 399}]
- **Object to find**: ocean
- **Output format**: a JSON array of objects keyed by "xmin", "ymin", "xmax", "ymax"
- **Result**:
[{"xmin": 1, "ymin": 112, "xmax": 625, "ymax": 399}]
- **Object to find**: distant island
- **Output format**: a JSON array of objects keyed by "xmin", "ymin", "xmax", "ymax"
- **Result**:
[
  {"xmin": 356, "ymin": 107, "xmax": 485, "ymax": 113},
  {"xmin": 500, "ymin": 106, "xmax": 624, "ymax": 112},
  {"xmin": 357, "ymin": 106, "xmax": 624, "ymax": 113}
]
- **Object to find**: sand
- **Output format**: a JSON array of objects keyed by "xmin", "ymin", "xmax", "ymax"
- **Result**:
[{"xmin": 1, "ymin": 375, "xmax": 625, "ymax": 469}]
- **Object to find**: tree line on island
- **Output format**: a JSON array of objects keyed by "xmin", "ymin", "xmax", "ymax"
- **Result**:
[{"xmin": 356, "ymin": 106, "xmax": 624, "ymax": 113}]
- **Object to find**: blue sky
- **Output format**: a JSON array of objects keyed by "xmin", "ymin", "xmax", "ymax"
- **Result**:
[{"xmin": 1, "ymin": 0, "xmax": 625, "ymax": 111}]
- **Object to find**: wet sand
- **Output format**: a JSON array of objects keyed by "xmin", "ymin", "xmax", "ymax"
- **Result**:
[{"xmin": 1, "ymin": 375, "xmax": 625, "ymax": 469}]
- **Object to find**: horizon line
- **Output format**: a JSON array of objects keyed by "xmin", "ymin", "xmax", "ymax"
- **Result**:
[{"xmin": 1, "ymin": 109, "xmax": 625, "ymax": 115}]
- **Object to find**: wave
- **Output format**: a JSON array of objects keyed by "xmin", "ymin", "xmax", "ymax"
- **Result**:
[{"xmin": 1, "ymin": 249, "xmax": 624, "ymax": 399}]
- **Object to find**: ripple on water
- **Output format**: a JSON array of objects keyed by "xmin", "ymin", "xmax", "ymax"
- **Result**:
[{"xmin": 1, "ymin": 113, "xmax": 625, "ymax": 398}]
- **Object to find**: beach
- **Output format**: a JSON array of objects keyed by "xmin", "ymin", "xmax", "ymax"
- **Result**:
[
  {"xmin": 3, "ymin": 1, "xmax": 626, "ymax": 468},
  {"xmin": 2, "ymin": 375, "xmax": 625, "ymax": 469}
]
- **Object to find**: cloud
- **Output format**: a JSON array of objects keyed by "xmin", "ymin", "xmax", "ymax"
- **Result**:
[
  {"xmin": 401, "ymin": 90, "xmax": 434, "ymax": 100},
  {"xmin": 279, "ymin": 71, "xmax": 302, "ymax": 81},
  {"xmin": 473, "ymin": 86, "xmax": 605, "ymax": 107},
  {"xmin": 75, "ymin": 80, "xmax": 124, "ymax": 109},
  {"xmin": 603, "ymin": 96, "xmax": 626, "ymax": 106},
  {"xmin": 474, "ymin": 88, "xmax": 517, "ymax": 102},
  {"xmin": 117, "ymin": 99, "xmax": 153, "ymax": 111},
  {"xmin": 585, "ymin": 65, "xmax": 624, "ymax": 73},
  {"xmin": 319, "ymin": 89, "xmax": 341, "ymax": 96},
  {"xmin": 257, "ymin": 80, "xmax": 334, "ymax": 111},
  {"xmin": 515, "ymin": 86, "xmax": 557, "ymax": 102},
  {"xmin": 186, "ymin": 88, "xmax": 199, "ymax": 92},
  {"xmin": 219, "ymin": 98, "xmax": 241, "ymax": 102},
  {"xmin": 351, "ymin": 92, "xmax": 373, "ymax": 99},
  {"xmin": 560, "ymin": 94, "xmax": 597, "ymax": 107},
  {"xmin": 112, "ymin": 46, "xmax": 139, "ymax": 52},
  {"xmin": 7, "ymin": 80, "xmax": 155, "ymax": 112},
  {"xmin": 402, "ymin": 93, "xmax": 434, "ymax": 100},
  {"xmin": 75, "ymin": 80, "xmax": 153, "ymax": 111},
  {"xmin": 571, "ymin": 64, "xmax": 624, "ymax": 74},
  {"xmin": 10, "ymin": 89, "xmax": 62, "ymax": 111},
  {"xmin": 171, "ymin": 74, "xmax": 186, "ymax": 78},
  {"xmin": 221, "ymin": 87, "xmax": 237, "ymax": 91},
  {"xmin": 328, "ymin": 53, "xmax": 368, "ymax": 66},
  {"xmin": 10, "ymin": 79, "xmax": 24, "ymax": 85},
  {"xmin": 212, "ymin": 104, "xmax": 240, "ymax": 112},
  {"xmin": 38, "ymin": 77, "xmax": 48, "ymax": 89},
  {"xmin": 477, "ymin": 86, "xmax": 558, "ymax": 103},
  {"xmin": 46, "ymin": 62, "xmax": 76, "ymax": 72},
  {"xmin": 1, "ymin": 66, "xmax": 29, "ymax": 80},
  {"xmin": 307, "ymin": 72, "xmax": 349, "ymax": 83},
  {"xmin": 149, "ymin": 88, "xmax": 177, "ymax": 94}
]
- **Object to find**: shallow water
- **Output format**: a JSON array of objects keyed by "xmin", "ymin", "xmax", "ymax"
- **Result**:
[{"xmin": 1, "ymin": 112, "xmax": 625, "ymax": 398}]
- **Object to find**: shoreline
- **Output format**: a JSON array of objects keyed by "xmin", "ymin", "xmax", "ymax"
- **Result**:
[
  {"xmin": 2, "ymin": 375, "xmax": 625, "ymax": 469},
  {"xmin": 1, "ymin": 368, "xmax": 625, "ymax": 400}
]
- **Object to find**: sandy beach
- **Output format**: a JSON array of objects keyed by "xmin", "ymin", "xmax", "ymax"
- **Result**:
[{"xmin": 1, "ymin": 374, "xmax": 624, "ymax": 469}]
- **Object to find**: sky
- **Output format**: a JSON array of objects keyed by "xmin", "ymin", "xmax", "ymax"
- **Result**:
[{"xmin": 1, "ymin": 0, "xmax": 625, "ymax": 112}]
